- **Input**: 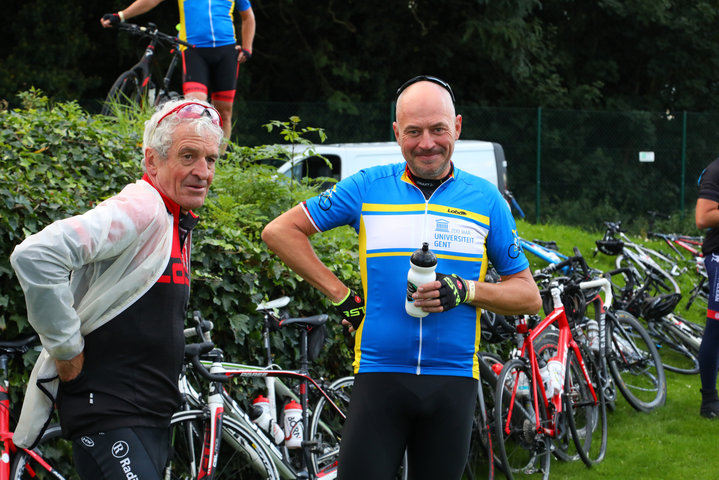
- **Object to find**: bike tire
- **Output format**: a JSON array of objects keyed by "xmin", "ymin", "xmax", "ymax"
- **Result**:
[
  {"xmin": 607, "ymin": 310, "xmax": 667, "ymax": 412},
  {"xmin": 309, "ymin": 376, "xmax": 408, "ymax": 480},
  {"xmin": 101, "ymin": 70, "xmax": 146, "ymax": 115},
  {"xmin": 166, "ymin": 409, "xmax": 280, "ymax": 480},
  {"xmin": 465, "ymin": 352, "xmax": 503, "ymax": 480},
  {"xmin": 493, "ymin": 358, "xmax": 551, "ymax": 480},
  {"xmin": 564, "ymin": 343, "xmax": 608, "ymax": 466},
  {"xmin": 645, "ymin": 316, "xmax": 700, "ymax": 375},
  {"xmin": 9, "ymin": 424, "xmax": 76, "ymax": 480},
  {"xmin": 615, "ymin": 251, "xmax": 680, "ymax": 295}
]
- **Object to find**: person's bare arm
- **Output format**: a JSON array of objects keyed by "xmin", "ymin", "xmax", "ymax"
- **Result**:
[
  {"xmin": 696, "ymin": 197, "xmax": 719, "ymax": 230},
  {"xmin": 101, "ymin": 0, "xmax": 164, "ymax": 27},
  {"xmin": 261, "ymin": 205, "xmax": 348, "ymax": 303},
  {"xmin": 236, "ymin": 7, "xmax": 256, "ymax": 62},
  {"xmin": 413, "ymin": 267, "xmax": 541, "ymax": 316}
]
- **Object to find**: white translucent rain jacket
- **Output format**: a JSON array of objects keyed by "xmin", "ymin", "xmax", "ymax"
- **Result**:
[{"xmin": 10, "ymin": 179, "xmax": 174, "ymax": 448}]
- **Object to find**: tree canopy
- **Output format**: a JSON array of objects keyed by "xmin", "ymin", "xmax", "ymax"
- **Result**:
[{"xmin": 4, "ymin": 0, "xmax": 719, "ymax": 114}]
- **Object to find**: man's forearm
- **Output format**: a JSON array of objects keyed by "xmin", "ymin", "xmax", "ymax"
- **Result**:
[{"xmin": 262, "ymin": 206, "xmax": 348, "ymax": 302}]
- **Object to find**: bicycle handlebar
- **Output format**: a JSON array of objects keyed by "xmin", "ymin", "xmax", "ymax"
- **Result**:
[
  {"xmin": 536, "ymin": 247, "xmax": 590, "ymax": 278},
  {"xmin": 603, "ymin": 220, "xmax": 623, "ymax": 234},
  {"xmin": 115, "ymin": 22, "xmax": 194, "ymax": 48},
  {"xmin": 186, "ymin": 344, "xmax": 231, "ymax": 383}
]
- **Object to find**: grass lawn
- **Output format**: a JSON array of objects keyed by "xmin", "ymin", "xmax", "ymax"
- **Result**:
[{"xmin": 486, "ymin": 220, "xmax": 719, "ymax": 480}]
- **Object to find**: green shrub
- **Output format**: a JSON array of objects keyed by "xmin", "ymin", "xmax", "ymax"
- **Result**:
[
  {"xmin": 0, "ymin": 89, "xmax": 143, "ymax": 336},
  {"xmin": 1, "ymin": 92, "xmax": 357, "ymax": 397}
]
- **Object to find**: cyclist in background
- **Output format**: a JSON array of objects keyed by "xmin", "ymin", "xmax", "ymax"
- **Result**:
[
  {"xmin": 101, "ymin": 0, "xmax": 256, "ymax": 140},
  {"xmin": 10, "ymin": 100, "xmax": 222, "ymax": 479},
  {"xmin": 262, "ymin": 76, "xmax": 542, "ymax": 480},
  {"xmin": 695, "ymin": 158, "xmax": 719, "ymax": 419}
]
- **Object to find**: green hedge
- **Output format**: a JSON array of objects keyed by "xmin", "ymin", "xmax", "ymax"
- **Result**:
[{"xmin": 0, "ymin": 91, "xmax": 358, "ymax": 405}]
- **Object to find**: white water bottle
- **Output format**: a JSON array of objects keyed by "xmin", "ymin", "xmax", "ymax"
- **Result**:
[
  {"xmin": 586, "ymin": 319, "xmax": 600, "ymax": 353},
  {"xmin": 250, "ymin": 395, "xmax": 284, "ymax": 444},
  {"xmin": 515, "ymin": 371, "xmax": 530, "ymax": 398},
  {"xmin": 283, "ymin": 400, "xmax": 303, "ymax": 449},
  {"xmin": 545, "ymin": 359, "xmax": 564, "ymax": 397},
  {"xmin": 405, "ymin": 242, "xmax": 437, "ymax": 318}
]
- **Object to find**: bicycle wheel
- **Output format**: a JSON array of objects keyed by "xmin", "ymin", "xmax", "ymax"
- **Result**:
[
  {"xmin": 465, "ymin": 352, "xmax": 503, "ymax": 480},
  {"xmin": 309, "ymin": 376, "xmax": 408, "ymax": 480},
  {"xmin": 493, "ymin": 358, "xmax": 551, "ymax": 480},
  {"xmin": 166, "ymin": 409, "xmax": 279, "ymax": 480},
  {"xmin": 101, "ymin": 71, "xmax": 146, "ymax": 115},
  {"xmin": 645, "ymin": 316, "xmax": 700, "ymax": 375},
  {"xmin": 607, "ymin": 310, "xmax": 667, "ymax": 412},
  {"xmin": 564, "ymin": 343, "xmax": 607, "ymax": 466},
  {"xmin": 309, "ymin": 376, "xmax": 352, "ymax": 478},
  {"xmin": 10, "ymin": 424, "xmax": 76, "ymax": 480}
]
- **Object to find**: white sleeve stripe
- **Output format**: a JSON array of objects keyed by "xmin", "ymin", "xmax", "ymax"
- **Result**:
[{"xmin": 300, "ymin": 202, "xmax": 322, "ymax": 233}]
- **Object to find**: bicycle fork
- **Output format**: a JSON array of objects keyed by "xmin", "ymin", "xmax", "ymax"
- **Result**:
[{"xmin": 198, "ymin": 365, "xmax": 225, "ymax": 480}]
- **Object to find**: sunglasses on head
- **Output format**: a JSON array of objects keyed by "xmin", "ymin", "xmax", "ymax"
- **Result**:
[
  {"xmin": 156, "ymin": 101, "xmax": 223, "ymax": 128},
  {"xmin": 395, "ymin": 75, "xmax": 455, "ymax": 104}
]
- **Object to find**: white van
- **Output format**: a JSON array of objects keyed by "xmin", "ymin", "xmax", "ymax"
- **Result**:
[{"xmin": 270, "ymin": 140, "xmax": 508, "ymax": 193}]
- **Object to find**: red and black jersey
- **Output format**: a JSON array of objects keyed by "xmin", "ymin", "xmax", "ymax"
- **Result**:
[{"xmin": 57, "ymin": 176, "xmax": 198, "ymax": 439}]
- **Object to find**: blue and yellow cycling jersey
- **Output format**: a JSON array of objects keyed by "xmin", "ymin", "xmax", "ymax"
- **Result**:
[
  {"xmin": 177, "ymin": 0, "xmax": 251, "ymax": 48},
  {"xmin": 303, "ymin": 163, "xmax": 528, "ymax": 379}
]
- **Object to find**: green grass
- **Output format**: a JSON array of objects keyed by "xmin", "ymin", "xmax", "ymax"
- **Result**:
[{"xmin": 500, "ymin": 220, "xmax": 719, "ymax": 480}]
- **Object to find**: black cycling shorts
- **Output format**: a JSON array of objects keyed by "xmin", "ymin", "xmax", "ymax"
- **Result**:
[
  {"xmin": 72, "ymin": 426, "xmax": 170, "ymax": 480},
  {"xmin": 182, "ymin": 44, "xmax": 239, "ymax": 102},
  {"xmin": 337, "ymin": 372, "xmax": 477, "ymax": 480}
]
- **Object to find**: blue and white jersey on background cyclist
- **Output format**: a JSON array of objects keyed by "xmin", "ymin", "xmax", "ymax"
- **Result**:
[
  {"xmin": 302, "ymin": 162, "xmax": 528, "ymax": 380},
  {"xmin": 177, "ymin": 0, "xmax": 251, "ymax": 48}
]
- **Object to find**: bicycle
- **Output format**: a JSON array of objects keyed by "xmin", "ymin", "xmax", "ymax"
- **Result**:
[
  {"xmin": 609, "ymin": 267, "xmax": 703, "ymax": 375},
  {"xmin": 174, "ymin": 302, "xmax": 407, "ymax": 480},
  {"xmin": 595, "ymin": 221, "xmax": 681, "ymax": 295},
  {"xmin": 544, "ymin": 253, "xmax": 667, "ymax": 414},
  {"xmin": 647, "ymin": 231, "xmax": 703, "ymax": 263},
  {"xmin": 492, "ymin": 250, "xmax": 608, "ymax": 480},
  {"xmin": 101, "ymin": 22, "xmax": 192, "ymax": 115},
  {"xmin": 644, "ymin": 230, "xmax": 710, "ymax": 310},
  {"xmin": 520, "ymin": 238, "xmax": 568, "ymax": 267},
  {"xmin": 2, "ymin": 336, "xmax": 75, "ymax": 480}
]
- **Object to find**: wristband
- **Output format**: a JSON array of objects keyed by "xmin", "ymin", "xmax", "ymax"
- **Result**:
[
  {"xmin": 118, "ymin": 10, "xmax": 125, "ymax": 22},
  {"xmin": 241, "ymin": 48, "xmax": 252, "ymax": 59},
  {"xmin": 465, "ymin": 279, "xmax": 476, "ymax": 303}
]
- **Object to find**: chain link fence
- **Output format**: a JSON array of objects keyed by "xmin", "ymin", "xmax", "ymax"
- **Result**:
[{"xmin": 231, "ymin": 100, "xmax": 719, "ymax": 232}]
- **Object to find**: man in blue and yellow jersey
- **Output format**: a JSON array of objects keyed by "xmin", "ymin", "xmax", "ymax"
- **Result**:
[
  {"xmin": 102, "ymin": 0, "xmax": 255, "ymax": 139},
  {"xmin": 262, "ymin": 76, "xmax": 542, "ymax": 480}
]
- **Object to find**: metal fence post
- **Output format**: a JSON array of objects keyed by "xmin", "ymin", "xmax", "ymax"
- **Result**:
[
  {"xmin": 681, "ymin": 111, "xmax": 687, "ymax": 216},
  {"xmin": 536, "ymin": 106, "xmax": 542, "ymax": 222}
]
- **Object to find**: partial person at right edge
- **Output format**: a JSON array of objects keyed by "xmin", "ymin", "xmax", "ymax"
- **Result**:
[
  {"xmin": 101, "ymin": 0, "xmax": 256, "ymax": 140},
  {"xmin": 695, "ymin": 157, "xmax": 719, "ymax": 419}
]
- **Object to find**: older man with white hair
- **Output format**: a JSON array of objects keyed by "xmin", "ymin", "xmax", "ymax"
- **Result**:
[{"xmin": 11, "ymin": 98, "xmax": 223, "ymax": 479}]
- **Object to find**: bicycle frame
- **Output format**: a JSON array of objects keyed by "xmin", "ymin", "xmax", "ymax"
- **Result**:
[
  {"xmin": 105, "ymin": 23, "xmax": 189, "ymax": 112},
  {"xmin": 0, "ymin": 341, "xmax": 68, "ymax": 480},
  {"xmin": 649, "ymin": 232, "xmax": 703, "ymax": 260},
  {"xmin": 519, "ymin": 238, "xmax": 568, "ymax": 266},
  {"xmin": 181, "ymin": 306, "xmax": 348, "ymax": 480},
  {"xmin": 504, "ymin": 284, "xmax": 601, "ymax": 440}
]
